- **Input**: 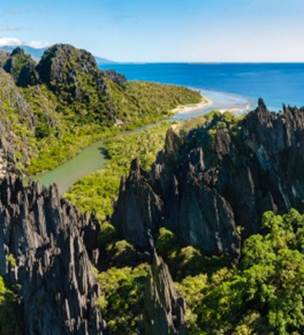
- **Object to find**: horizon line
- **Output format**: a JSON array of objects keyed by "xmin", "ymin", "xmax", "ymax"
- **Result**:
[
  {"xmin": 105, "ymin": 61, "xmax": 304, "ymax": 65},
  {"xmin": 2, "ymin": 44, "xmax": 304, "ymax": 64}
]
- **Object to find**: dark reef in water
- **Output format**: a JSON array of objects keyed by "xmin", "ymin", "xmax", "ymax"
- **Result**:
[{"xmin": 113, "ymin": 100, "xmax": 304, "ymax": 258}]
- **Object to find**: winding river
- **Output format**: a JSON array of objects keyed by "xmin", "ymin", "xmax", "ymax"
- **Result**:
[{"xmin": 34, "ymin": 89, "xmax": 254, "ymax": 194}]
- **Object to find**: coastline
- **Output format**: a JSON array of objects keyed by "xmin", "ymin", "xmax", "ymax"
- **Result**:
[
  {"xmin": 171, "ymin": 95, "xmax": 213, "ymax": 115},
  {"xmin": 201, "ymin": 89, "xmax": 253, "ymax": 115},
  {"xmin": 171, "ymin": 89, "xmax": 252, "ymax": 118}
]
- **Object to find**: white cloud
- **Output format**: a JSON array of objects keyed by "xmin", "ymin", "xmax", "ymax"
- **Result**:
[
  {"xmin": 0, "ymin": 37, "xmax": 22, "ymax": 47},
  {"xmin": 0, "ymin": 37, "xmax": 50, "ymax": 49},
  {"xmin": 28, "ymin": 40, "xmax": 50, "ymax": 49}
]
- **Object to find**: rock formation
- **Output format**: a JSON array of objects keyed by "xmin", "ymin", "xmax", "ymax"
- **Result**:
[
  {"xmin": 3, "ymin": 47, "xmax": 39, "ymax": 86},
  {"xmin": 103, "ymin": 70, "xmax": 127, "ymax": 86},
  {"xmin": 144, "ymin": 249, "xmax": 187, "ymax": 335},
  {"xmin": 113, "ymin": 100, "xmax": 304, "ymax": 257},
  {"xmin": 35, "ymin": 44, "xmax": 126, "ymax": 123},
  {"xmin": 0, "ymin": 175, "xmax": 105, "ymax": 334},
  {"xmin": 113, "ymin": 159, "xmax": 164, "ymax": 251},
  {"xmin": 0, "ymin": 51, "xmax": 9, "ymax": 67},
  {"xmin": 37, "ymin": 44, "xmax": 107, "ymax": 102}
]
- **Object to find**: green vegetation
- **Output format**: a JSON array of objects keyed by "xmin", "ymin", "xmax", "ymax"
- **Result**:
[
  {"xmin": 99, "ymin": 221, "xmax": 143, "ymax": 268},
  {"xmin": 96, "ymin": 264, "xmax": 149, "ymax": 334},
  {"xmin": 72, "ymin": 110, "xmax": 304, "ymax": 334},
  {"xmin": 107, "ymin": 80, "xmax": 203, "ymax": 127},
  {"xmin": 66, "ymin": 122, "xmax": 170, "ymax": 221},
  {"xmin": 155, "ymin": 226, "xmax": 229, "ymax": 281},
  {"xmin": 7, "ymin": 45, "xmax": 301, "ymax": 335},
  {"xmin": 24, "ymin": 81, "xmax": 200, "ymax": 175},
  {"xmin": 96, "ymin": 219, "xmax": 149, "ymax": 333},
  {"xmin": 65, "ymin": 110, "xmax": 235, "ymax": 223},
  {"xmin": 95, "ymin": 210, "xmax": 304, "ymax": 335},
  {"xmin": 0, "ymin": 277, "xmax": 20, "ymax": 335},
  {"xmin": 176, "ymin": 209, "xmax": 304, "ymax": 334},
  {"xmin": 0, "ymin": 45, "xmax": 201, "ymax": 176},
  {"xmin": 6, "ymin": 254, "xmax": 17, "ymax": 268},
  {"xmin": 25, "ymin": 81, "xmax": 199, "ymax": 175},
  {"xmin": 0, "ymin": 47, "xmax": 204, "ymax": 333}
]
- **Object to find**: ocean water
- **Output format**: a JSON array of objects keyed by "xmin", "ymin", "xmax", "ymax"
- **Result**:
[{"xmin": 102, "ymin": 63, "xmax": 304, "ymax": 111}]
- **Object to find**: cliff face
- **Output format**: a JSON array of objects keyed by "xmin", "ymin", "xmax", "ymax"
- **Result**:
[
  {"xmin": 113, "ymin": 100, "xmax": 304, "ymax": 257},
  {"xmin": 3, "ymin": 47, "xmax": 39, "ymax": 87},
  {"xmin": 144, "ymin": 250, "xmax": 187, "ymax": 335},
  {"xmin": 37, "ymin": 44, "xmax": 107, "ymax": 102},
  {"xmin": 0, "ymin": 175, "xmax": 105, "ymax": 334},
  {"xmin": 0, "ymin": 51, "xmax": 9, "ymax": 67}
]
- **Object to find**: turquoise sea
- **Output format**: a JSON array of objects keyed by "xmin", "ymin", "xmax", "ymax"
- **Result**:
[{"xmin": 103, "ymin": 63, "xmax": 304, "ymax": 112}]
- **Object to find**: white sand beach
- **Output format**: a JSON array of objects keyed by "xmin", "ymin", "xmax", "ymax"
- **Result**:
[{"xmin": 172, "ymin": 95, "xmax": 213, "ymax": 115}]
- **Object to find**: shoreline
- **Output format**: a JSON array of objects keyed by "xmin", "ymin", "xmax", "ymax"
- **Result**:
[
  {"xmin": 171, "ymin": 95, "xmax": 250, "ymax": 115},
  {"xmin": 171, "ymin": 89, "xmax": 252, "ymax": 117},
  {"xmin": 171, "ymin": 95, "xmax": 213, "ymax": 115}
]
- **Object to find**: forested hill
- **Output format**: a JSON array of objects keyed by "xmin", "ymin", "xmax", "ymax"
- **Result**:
[{"xmin": 0, "ymin": 44, "xmax": 201, "ymax": 176}]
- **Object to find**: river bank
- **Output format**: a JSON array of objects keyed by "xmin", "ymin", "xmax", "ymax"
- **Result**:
[
  {"xmin": 33, "ymin": 91, "xmax": 210, "ymax": 194},
  {"xmin": 34, "ymin": 89, "xmax": 252, "ymax": 195}
]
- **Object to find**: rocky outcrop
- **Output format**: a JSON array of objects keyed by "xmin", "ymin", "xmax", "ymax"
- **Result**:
[
  {"xmin": 0, "ymin": 149, "xmax": 7, "ymax": 179},
  {"xmin": 3, "ymin": 47, "xmax": 39, "ymax": 86},
  {"xmin": 113, "ymin": 100, "xmax": 304, "ymax": 257},
  {"xmin": 144, "ymin": 249, "xmax": 187, "ymax": 335},
  {"xmin": 35, "ymin": 44, "xmax": 117, "ymax": 123},
  {"xmin": 104, "ymin": 70, "xmax": 127, "ymax": 86},
  {"xmin": 112, "ymin": 159, "xmax": 163, "ymax": 251},
  {"xmin": 0, "ymin": 51, "xmax": 9, "ymax": 67},
  {"xmin": 37, "ymin": 44, "xmax": 107, "ymax": 102},
  {"xmin": 0, "ymin": 175, "xmax": 105, "ymax": 334}
]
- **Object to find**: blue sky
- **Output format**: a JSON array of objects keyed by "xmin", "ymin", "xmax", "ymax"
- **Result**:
[{"xmin": 0, "ymin": 0, "xmax": 303, "ymax": 62}]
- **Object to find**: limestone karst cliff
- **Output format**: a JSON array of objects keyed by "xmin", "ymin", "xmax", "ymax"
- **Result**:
[
  {"xmin": 113, "ymin": 100, "xmax": 304, "ymax": 257},
  {"xmin": 0, "ymin": 175, "xmax": 105, "ymax": 334},
  {"xmin": 144, "ymin": 249, "xmax": 187, "ymax": 335},
  {"xmin": 3, "ymin": 47, "xmax": 39, "ymax": 86}
]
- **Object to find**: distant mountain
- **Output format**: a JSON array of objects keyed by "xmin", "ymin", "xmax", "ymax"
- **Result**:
[
  {"xmin": 95, "ymin": 56, "xmax": 116, "ymax": 66},
  {"xmin": 0, "ymin": 45, "xmax": 45, "ymax": 61},
  {"xmin": 0, "ymin": 45, "xmax": 116, "ymax": 65}
]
